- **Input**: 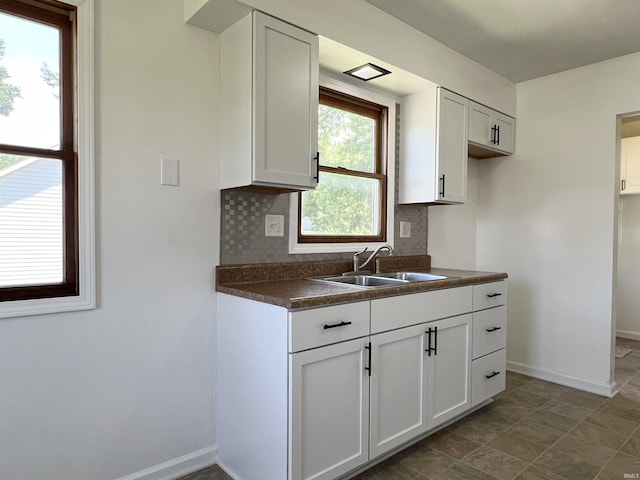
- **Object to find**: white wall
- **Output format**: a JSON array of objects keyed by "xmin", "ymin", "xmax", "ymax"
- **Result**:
[
  {"xmin": 0, "ymin": 1, "xmax": 219, "ymax": 479},
  {"xmin": 471, "ymin": 52, "xmax": 640, "ymax": 395},
  {"xmin": 428, "ymin": 158, "xmax": 479, "ymax": 270},
  {"xmin": 240, "ymin": 0, "xmax": 516, "ymax": 116},
  {"xmin": 617, "ymin": 194, "xmax": 640, "ymax": 338}
]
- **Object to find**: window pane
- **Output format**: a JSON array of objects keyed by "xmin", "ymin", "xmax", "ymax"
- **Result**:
[
  {"xmin": 0, "ymin": 155, "xmax": 63, "ymax": 287},
  {"xmin": 319, "ymin": 104, "xmax": 376, "ymax": 173},
  {"xmin": 301, "ymin": 172, "xmax": 381, "ymax": 236},
  {"xmin": 0, "ymin": 12, "xmax": 61, "ymax": 149}
]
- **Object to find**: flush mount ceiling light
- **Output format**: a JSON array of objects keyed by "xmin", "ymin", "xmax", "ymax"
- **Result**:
[{"xmin": 343, "ymin": 62, "xmax": 391, "ymax": 81}]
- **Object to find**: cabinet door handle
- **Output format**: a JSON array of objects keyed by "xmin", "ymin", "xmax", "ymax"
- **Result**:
[
  {"xmin": 425, "ymin": 327, "xmax": 433, "ymax": 356},
  {"xmin": 433, "ymin": 326, "xmax": 438, "ymax": 355},
  {"xmin": 496, "ymin": 124, "xmax": 500, "ymax": 145},
  {"xmin": 313, "ymin": 152, "xmax": 320, "ymax": 183},
  {"xmin": 486, "ymin": 326, "xmax": 502, "ymax": 333},
  {"xmin": 486, "ymin": 293, "xmax": 502, "ymax": 298},
  {"xmin": 323, "ymin": 321, "xmax": 352, "ymax": 330},
  {"xmin": 439, "ymin": 174, "xmax": 446, "ymax": 198},
  {"xmin": 485, "ymin": 371, "xmax": 501, "ymax": 379},
  {"xmin": 622, "ymin": 179, "xmax": 626, "ymax": 191},
  {"xmin": 491, "ymin": 125, "xmax": 497, "ymax": 144},
  {"xmin": 364, "ymin": 342, "xmax": 372, "ymax": 377}
]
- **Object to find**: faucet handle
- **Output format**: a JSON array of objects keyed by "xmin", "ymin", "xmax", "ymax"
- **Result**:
[{"xmin": 354, "ymin": 247, "xmax": 368, "ymax": 257}]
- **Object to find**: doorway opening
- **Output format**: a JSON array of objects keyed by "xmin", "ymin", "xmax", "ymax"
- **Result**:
[{"xmin": 613, "ymin": 113, "xmax": 640, "ymax": 390}]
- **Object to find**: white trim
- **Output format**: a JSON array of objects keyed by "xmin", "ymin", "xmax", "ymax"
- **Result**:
[
  {"xmin": 616, "ymin": 330, "xmax": 640, "ymax": 341},
  {"xmin": 289, "ymin": 75, "xmax": 396, "ymax": 254},
  {"xmin": 507, "ymin": 360, "xmax": 617, "ymax": 398},
  {"xmin": 216, "ymin": 459, "xmax": 240, "ymax": 480},
  {"xmin": 113, "ymin": 447, "xmax": 216, "ymax": 480},
  {"xmin": 0, "ymin": 0, "xmax": 95, "ymax": 319}
]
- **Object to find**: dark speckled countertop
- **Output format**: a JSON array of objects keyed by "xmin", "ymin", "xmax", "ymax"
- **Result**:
[{"xmin": 216, "ymin": 255, "xmax": 507, "ymax": 310}]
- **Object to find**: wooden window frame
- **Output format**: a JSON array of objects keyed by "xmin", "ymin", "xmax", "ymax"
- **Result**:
[
  {"xmin": 0, "ymin": 0, "xmax": 78, "ymax": 302},
  {"xmin": 298, "ymin": 86, "xmax": 388, "ymax": 244}
]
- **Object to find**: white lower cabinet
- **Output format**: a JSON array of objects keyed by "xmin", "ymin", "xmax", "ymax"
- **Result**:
[
  {"xmin": 290, "ymin": 338, "xmax": 370, "ymax": 480},
  {"xmin": 472, "ymin": 348, "xmax": 507, "ymax": 406},
  {"xmin": 471, "ymin": 281, "xmax": 508, "ymax": 407},
  {"xmin": 370, "ymin": 324, "xmax": 427, "ymax": 458},
  {"xmin": 426, "ymin": 314, "xmax": 472, "ymax": 429},
  {"xmin": 217, "ymin": 281, "xmax": 506, "ymax": 480}
]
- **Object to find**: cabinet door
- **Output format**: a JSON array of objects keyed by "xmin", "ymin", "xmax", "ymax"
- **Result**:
[
  {"xmin": 289, "ymin": 338, "xmax": 369, "ymax": 480},
  {"xmin": 468, "ymin": 101, "xmax": 516, "ymax": 156},
  {"xmin": 426, "ymin": 314, "xmax": 472, "ymax": 430},
  {"xmin": 494, "ymin": 113, "xmax": 515, "ymax": 154},
  {"xmin": 621, "ymin": 137, "xmax": 640, "ymax": 194},
  {"xmin": 370, "ymin": 325, "xmax": 427, "ymax": 458},
  {"xmin": 437, "ymin": 88, "xmax": 468, "ymax": 203},
  {"xmin": 468, "ymin": 101, "xmax": 493, "ymax": 148},
  {"xmin": 253, "ymin": 12, "xmax": 319, "ymax": 189}
]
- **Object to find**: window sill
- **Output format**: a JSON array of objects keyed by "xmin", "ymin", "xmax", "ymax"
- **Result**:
[{"xmin": 0, "ymin": 293, "xmax": 96, "ymax": 319}]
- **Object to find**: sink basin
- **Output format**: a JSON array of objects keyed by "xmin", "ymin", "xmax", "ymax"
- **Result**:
[
  {"xmin": 316, "ymin": 275, "xmax": 409, "ymax": 288},
  {"xmin": 314, "ymin": 271, "xmax": 455, "ymax": 288},
  {"xmin": 377, "ymin": 272, "xmax": 450, "ymax": 282}
]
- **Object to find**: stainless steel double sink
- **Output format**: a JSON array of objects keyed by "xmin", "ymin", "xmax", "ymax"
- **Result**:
[{"xmin": 314, "ymin": 272, "xmax": 453, "ymax": 288}]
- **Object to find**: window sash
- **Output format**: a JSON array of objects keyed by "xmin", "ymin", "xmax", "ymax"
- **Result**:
[
  {"xmin": 299, "ymin": 86, "xmax": 388, "ymax": 244},
  {"xmin": 319, "ymin": 88, "xmax": 384, "ymax": 174},
  {"xmin": 298, "ymin": 166, "xmax": 387, "ymax": 243},
  {"xmin": 0, "ymin": 0, "xmax": 78, "ymax": 302}
]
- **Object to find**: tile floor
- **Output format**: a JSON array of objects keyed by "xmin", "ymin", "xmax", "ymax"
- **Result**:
[{"xmin": 181, "ymin": 338, "xmax": 640, "ymax": 480}]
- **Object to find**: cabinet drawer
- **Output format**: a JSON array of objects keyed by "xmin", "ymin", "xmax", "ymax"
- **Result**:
[
  {"xmin": 289, "ymin": 302, "xmax": 370, "ymax": 352},
  {"xmin": 471, "ymin": 348, "xmax": 506, "ymax": 406},
  {"xmin": 371, "ymin": 286, "xmax": 472, "ymax": 334},
  {"xmin": 472, "ymin": 306, "xmax": 507, "ymax": 359},
  {"xmin": 473, "ymin": 281, "xmax": 507, "ymax": 311}
]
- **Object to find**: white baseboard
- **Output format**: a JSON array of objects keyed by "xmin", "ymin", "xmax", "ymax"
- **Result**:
[
  {"xmin": 114, "ymin": 446, "xmax": 216, "ymax": 480},
  {"xmin": 507, "ymin": 361, "xmax": 617, "ymax": 397},
  {"xmin": 616, "ymin": 330, "xmax": 640, "ymax": 341},
  {"xmin": 216, "ymin": 460, "xmax": 240, "ymax": 480}
]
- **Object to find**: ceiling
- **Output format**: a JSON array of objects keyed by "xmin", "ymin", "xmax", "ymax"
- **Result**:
[{"xmin": 364, "ymin": 0, "xmax": 640, "ymax": 82}]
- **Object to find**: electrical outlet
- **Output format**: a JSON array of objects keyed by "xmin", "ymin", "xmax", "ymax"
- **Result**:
[
  {"xmin": 400, "ymin": 221, "xmax": 411, "ymax": 238},
  {"xmin": 265, "ymin": 215, "xmax": 285, "ymax": 237}
]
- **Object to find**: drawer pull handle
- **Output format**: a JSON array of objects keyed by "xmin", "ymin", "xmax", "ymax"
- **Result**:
[
  {"xmin": 485, "ymin": 371, "xmax": 501, "ymax": 379},
  {"xmin": 486, "ymin": 326, "xmax": 502, "ymax": 333},
  {"xmin": 487, "ymin": 293, "xmax": 502, "ymax": 298},
  {"xmin": 323, "ymin": 321, "xmax": 352, "ymax": 330}
]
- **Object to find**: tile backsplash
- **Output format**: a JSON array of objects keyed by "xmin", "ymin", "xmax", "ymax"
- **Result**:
[
  {"xmin": 220, "ymin": 103, "xmax": 428, "ymax": 265},
  {"xmin": 220, "ymin": 190, "xmax": 427, "ymax": 264}
]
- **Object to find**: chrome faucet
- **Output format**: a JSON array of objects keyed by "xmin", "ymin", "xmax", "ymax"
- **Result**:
[{"xmin": 352, "ymin": 244, "xmax": 394, "ymax": 273}]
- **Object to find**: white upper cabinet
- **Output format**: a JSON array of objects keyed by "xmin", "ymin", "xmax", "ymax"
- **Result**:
[
  {"xmin": 468, "ymin": 101, "xmax": 516, "ymax": 157},
  {"xmin": 621, "ymin": 137, "xmax": 640, "ymax": 194},
  {"xmin": 399, "ymin": 86, "xmax": 469, "ymax": 204},
  {"xmin": 220, "ymin": 11, "xmax": 319, "ymax": 190}
]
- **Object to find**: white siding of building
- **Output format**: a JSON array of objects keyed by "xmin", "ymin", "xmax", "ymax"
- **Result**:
[{"xmin": 0, "ymin": 158, "xmax": 63, "ymax": 287}]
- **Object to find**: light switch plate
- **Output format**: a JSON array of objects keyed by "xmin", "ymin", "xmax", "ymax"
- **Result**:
[
  {"xmin": 400, "ymin": 221, "xmax": 411, "ymax": 238},
  {"xmin": 161, "ymin": 157, "xmax": 179, "ymax": 186},
  {"xmin": 265, "ymin": 215, "xmax": 285, "ymax": 237}
]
